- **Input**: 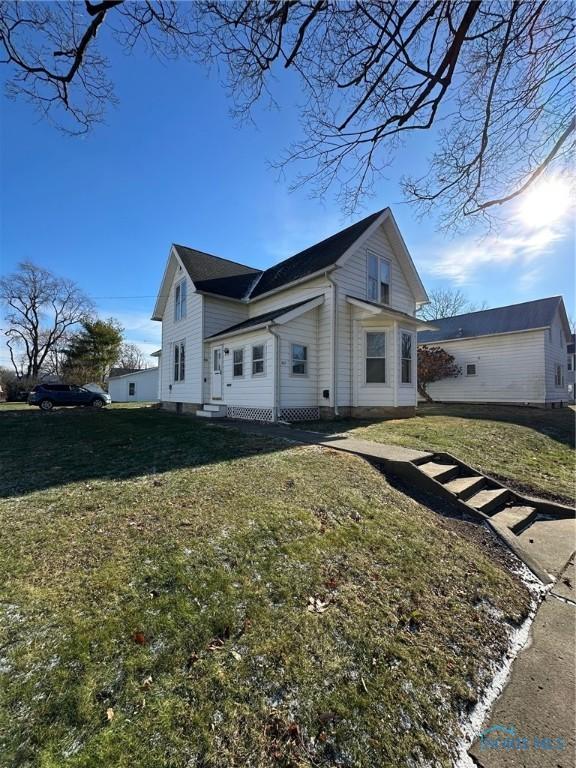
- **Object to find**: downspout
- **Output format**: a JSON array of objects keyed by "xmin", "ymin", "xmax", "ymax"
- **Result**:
[
  {"xmin": 268, "ymin": 324, "xmax": 281, "ymax": 422},
  {"xmin": 325, "ymin": 271, "xmax": 339, "ymax": 416}
]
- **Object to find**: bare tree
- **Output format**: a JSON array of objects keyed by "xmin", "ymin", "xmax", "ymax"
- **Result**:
[
  {"xmin": 116, "ymin": 342, "xmax": 149, "ymax": 371},
  {"xmin": 417, "ymin": 288, "xmax": 488, "ymax": 321},
  {"xmin": 1, "ymin": 2, "xmax": 573, "ymax": 226},
  {"xmin": 0, "ymin": 261, "xmax": 93, "ymax": 379}
]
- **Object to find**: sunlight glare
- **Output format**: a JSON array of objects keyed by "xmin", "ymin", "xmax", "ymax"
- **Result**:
[{"xmin": 517, "ymin": 177, "xmax": 572, "ymax": 229}]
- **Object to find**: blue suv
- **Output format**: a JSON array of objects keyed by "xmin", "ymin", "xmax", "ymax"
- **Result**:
[{"xmin": 28, "ymin": 384, "xmax": 111, "ymax": 411}]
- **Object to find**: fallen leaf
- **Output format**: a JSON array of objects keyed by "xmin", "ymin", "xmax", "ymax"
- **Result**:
[
  {"xmin": 230, "ymin": 650, "xmax": 242, "ymax": 661},
  {"xmin": 132, "ymin": 631, "xmax": 146, "ymax": 645},
  {"xmin": 142, "ymin": 675, "xmax": 153, "ymax": 689},
  {"xmin": 106, "ymin": 708, "xmax": 114, "ymax": 721}
]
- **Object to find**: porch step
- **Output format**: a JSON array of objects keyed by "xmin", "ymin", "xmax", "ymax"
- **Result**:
[
  {"xmin": 204, "ymin": 404, "xmax": 225, "ymax": 412},
  {"xmin": 467, "ymin": 488, "xmax": 510, "ymax": 515},
  {"xmin": 491, "ymin": 505, "xmax": 538, "ymax": 534},
  {"xmin": 419, "ymin": 461, "xmax": 460, "ymax": 484},
  {"xmin": 196, "ymin": 408, "xmax": 226, "ymax": 419},
  {"xmin": 443, "ymin": 475, "xmax": 485, "ymax": 499}
]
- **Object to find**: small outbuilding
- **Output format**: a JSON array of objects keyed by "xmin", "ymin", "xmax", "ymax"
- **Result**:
[
  {"xmin": 108, "ymin": 368, "xmax": 159, "ymax": 403},
  {"xmin": 417, "ymin": 296, "xmax": 571, "ymax": 406}
]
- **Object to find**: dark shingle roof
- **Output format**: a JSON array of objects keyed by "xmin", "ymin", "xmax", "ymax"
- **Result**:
[
  {"xmin": 418, "ymin": 297, "xmax": 564, "ymax": 344},
  {"xmin": 206, "ymin": 297, "xmax": 322, "ymax": 339},
  {"xmin": 250, "ymin": 209, "xmax": 386, "ymax": 298},
  {"xmin": 173, "ymin": 245, "xmax": 260, "ymax": 292},
  {"xmin": 175, "ymin": 210, "xmax": 386, "ymax": 301}
]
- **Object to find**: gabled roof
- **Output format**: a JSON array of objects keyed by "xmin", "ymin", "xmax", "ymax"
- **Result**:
[
  {"xmin": 206, "ymin": 296, "xmax": 324, "ymax": 341},
  {"xmin": 418, "ymin": 296, "xmax": 568, "ymax": 344},
  {"xmin": 152, "ymin": 208, "xmax": 427, "ymax": 319},
  {"xmin": 250, "ymin": 209, "xmax": 386, "ymax": 298}
]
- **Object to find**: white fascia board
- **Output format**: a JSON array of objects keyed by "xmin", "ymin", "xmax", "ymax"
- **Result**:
[
  {"xmin": 346, "ymin": 296, "xmax": 432, "ymax": 329},
  {"xmin": 151, "ymin": 245, "xmax": 192, "ymax": 320}
]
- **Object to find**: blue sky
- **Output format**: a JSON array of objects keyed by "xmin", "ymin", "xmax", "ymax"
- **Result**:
[{"xmin": 1, "ymin": 35, "xmax": 574, "ymax": 367}]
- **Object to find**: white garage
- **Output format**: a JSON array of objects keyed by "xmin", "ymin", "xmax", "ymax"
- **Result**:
[{"xmin": 108, "ymin": 368, "xmax": 159, "ymax": 403}]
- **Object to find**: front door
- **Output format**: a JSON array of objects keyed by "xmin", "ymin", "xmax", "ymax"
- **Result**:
[{"xmin": 211, "ymin": 346, "xmax": 223, "ymax": 400}]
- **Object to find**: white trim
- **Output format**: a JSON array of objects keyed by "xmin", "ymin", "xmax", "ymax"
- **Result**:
[
  {"xmin": 251, "ymin": 343, "xmax": 266, "ymax": 377},
  {"xmin": 346, "ymin": 296, "xmax": 430, "ymax": 328},
  {"xmin": 232, "ymin": 347, "xmax": 245, "ymax": 378},
  {"xmin": 400, "ymin": 329, "xmax": 414, "ymax": 386},
  {"xmin": 290, "ymin": 342, "xmax": 309, "ymax": 377},
  {"xmin": 364, "ymin": 329, "xmax": 388, "ymax": 386}
]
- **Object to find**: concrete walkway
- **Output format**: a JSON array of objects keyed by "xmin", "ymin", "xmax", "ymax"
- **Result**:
[{"xmin": 469, "ymin": 558, "xmax": 575, "ymax": 768}]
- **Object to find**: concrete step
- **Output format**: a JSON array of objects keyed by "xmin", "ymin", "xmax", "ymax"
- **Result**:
[
  {"xmin": 443, "ymin": 475, "xmax": 485, "ymax": 499},
  {"xmin": 419, "ymin": 461, "xmax": 460, "ymax": 484},
  {"xmin": 196, "ymin": 409, "xmax": 226, "ymax": 418},
  {"xmin": 204, "ymin": 404, "xmax": 225, "ymax": 412},
  {"xmin": 467, "ymin": 487, "xmax": 510, "ymax": 515},
  {"xmin": 492, "ymin": 505, "xmax": 538, "ymax": 534}
]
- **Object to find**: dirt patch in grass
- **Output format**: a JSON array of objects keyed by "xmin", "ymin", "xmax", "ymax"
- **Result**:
[
  {"xmin": 0, "ymin": 406, "xmax": 530, "ymax": 767},
  {"xmin": 302, "ymin": 404, "xmax": 575, "ymax": 505}
]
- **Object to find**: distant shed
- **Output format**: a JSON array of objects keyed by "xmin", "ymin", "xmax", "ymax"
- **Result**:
[{"xmin": 108, "ymin": 368, "xmax": 159, "ymax": 403}]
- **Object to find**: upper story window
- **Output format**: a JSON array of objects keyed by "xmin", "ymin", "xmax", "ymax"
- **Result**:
[
  {"xmin": 291, "ymin": 343, "xmax": 308, "ymax": 375},
  {"xmin": 252, "ymin": 344, "xmax": 265, "ymax": 376},
  {"xmin": 174, "ymin": 279, "xmax": 187, "ymax": 321},
  {"xmin": 367, "ymin": 252, "xmax": 391, "ymax": 304},
  {"xmin": 233, "ymin": 348, "xmax": 244, "ymax": 378},
  {"xmin": 568, "ymin": 355, "xmax": 573, "ymax": 372},
  {"xmin": 401, "ymin": 332, "xmax": 413, "ymax": 384},
  {"xmin": 173, "ymin": 340, "xmax": 185, "ymax": 382}
]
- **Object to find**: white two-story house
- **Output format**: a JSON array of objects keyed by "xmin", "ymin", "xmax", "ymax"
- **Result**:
[{"xmin": 152, "ymin": 208, "xmax": 429, "ymax": 421}]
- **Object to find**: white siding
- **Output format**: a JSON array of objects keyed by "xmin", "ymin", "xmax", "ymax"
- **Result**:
[
  {"xmin": 334, "ymin": 222, "xmax": 417, "ymax": 407},
  {"xmin": 543, "ymin": 308, "xmax": 571, "ymax": 402},
  {"xmin": 250, "ymin": 277, "xmax": 333, "ymax": 406},
  {"xmin": 207, "ymin": 331, "xmax": 274, "ymax": 407},
  {"xmin": 203, "ymin": 296, "xmax": 248, "ymax": 337},
  {"xmin": 421, "ymin": 330, "xmax": 547, "ymax": 403},
  {"xmin": 276, "ymin": 311, "xmax": 319, "ymax": 408},
  {"xmin": 109, "ymin": 368, "xmax": 159, "ymax": 402},
  {"xmin": 159, "ymin": 264, "xmax": 203, "ymax": 404}
]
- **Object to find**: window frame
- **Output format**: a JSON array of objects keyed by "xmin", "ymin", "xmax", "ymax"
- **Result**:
[
  {"xmin": 232, "ymin": 348, "xmax": 244, "ymax": 378},
  {"xmin": 128, "ymin": 382, "xmax": 136, "ymax": 396},
  {"xmin": 174, "ymin": 279, "xmax": 187, "ymax": 322},
  {"xmin": 173, "ymin": 340, "xmax": 186, "ymax": 382},
  {"xmin": 290, "ymin": 343, "xmax": 308, "ymax": 376},
  {"xmin": 251, "ymin": 344, "xmax": 266, "ymax": 377},
  {"xmin": 555, "ymin": 363, "xmax": 564, "ymax": 387},
  {"xmin": 400, "ymin": 331, "xmax": 413, "ymax": 385},
  {"xmin": 465, "ymin": 362, "xmax": 477, "ymax": 377},
  {"xmin": 366, "ymin": 251, "xmax": 391, "ymax": 305},
  {"xmin": 365, "ymin": 330, "xmax": 387, "ymax": 384}
]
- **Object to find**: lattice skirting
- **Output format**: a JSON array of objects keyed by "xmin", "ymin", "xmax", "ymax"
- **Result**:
[
  {"xmin": 280, "ymin": 407, "xmax": 320, "ymax": 422},
  {"xmin": 227, "ymin": 406, "xmax": 274, "ymax": 422}
]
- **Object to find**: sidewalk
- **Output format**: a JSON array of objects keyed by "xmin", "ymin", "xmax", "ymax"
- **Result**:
[{"xmin": 469, "ymin": 557, "xmax": 575, "ymax": 768}]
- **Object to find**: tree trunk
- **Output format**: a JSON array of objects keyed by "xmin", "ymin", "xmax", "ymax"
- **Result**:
[{"xmin": 417, "ymin": 384, "xmax": 433, "ymax": 403}]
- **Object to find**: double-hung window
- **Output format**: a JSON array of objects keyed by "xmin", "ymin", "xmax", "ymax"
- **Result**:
[
  {"xmin": 128, "ymin": 382, "xmax": 136, "ymax": 396},
  {"xmin": 367, "ymin": 252, "xmax": 391, "ymax": 304},
  {"xmin": 555, "ymin": 364, "xmax": 563, "ymax": 387},
  {"xmin": 366, "ymin": 332, "xmax": 386, "ymax": 383},
  {"xmin": 401, "ymin": 332, "xmax": 413, "ymax": 384},
  {"xmin": 173, "ymin": 340, "xmax": 185, "ymax": 382},
  {"xmin": 291, "ymin": 343, "xmax": 308, "ymax": 375},
  {"xmin": 252, "ymin": 344, "xmax": 265, "ymax": 376},
  {"xmin": 233, "ymin": 349, "xmax": 244, "ymax": 378},
  {"xmin": 174, "ymin": 279, "xmax": 187, "ymax": 321}
]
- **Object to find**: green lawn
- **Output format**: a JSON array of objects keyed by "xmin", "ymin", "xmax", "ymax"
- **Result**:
[
  {"xmin": 0, "ymin": 404, "xmax": 530, "ymax": 767},
  {"xmin": 305, "ymin": 404, "xmax": 575, "ymax": 504}
]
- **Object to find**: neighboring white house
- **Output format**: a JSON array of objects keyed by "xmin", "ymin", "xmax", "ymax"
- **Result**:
[
  {"xmin": 567, "ymin": 333, "xmax": 575, "ymax": 400},
  {"xmin": 417, "ymin": 297, "xmax": 571, "ymax": 406},
  {"xmin": 151, "ymin": 208, "xmax": 430, "ymax": 421},
  {"xmin": 108, "ymin": 368, "xmax": 159, "ymax": 403}
]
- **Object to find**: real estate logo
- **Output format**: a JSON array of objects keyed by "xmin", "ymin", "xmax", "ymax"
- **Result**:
[{"xmin": 479, "ymin": 724, "xmax": 566, "ymax": 752}]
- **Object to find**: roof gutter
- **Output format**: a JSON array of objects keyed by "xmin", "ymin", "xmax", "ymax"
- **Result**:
[{"xmin": 417, "ymin": 326, "xmax": 551, "ymax": 345}]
